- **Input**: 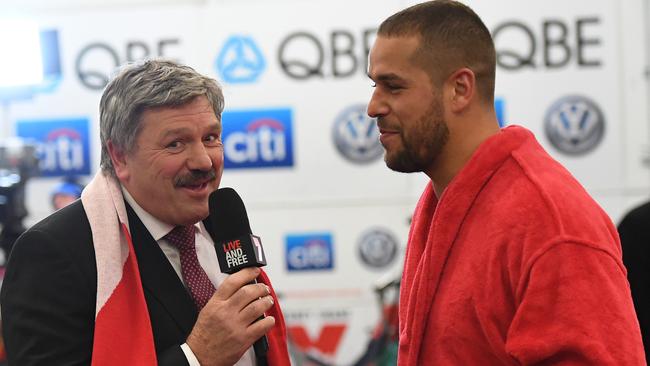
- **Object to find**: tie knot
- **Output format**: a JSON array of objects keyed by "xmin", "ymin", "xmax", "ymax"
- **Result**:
[{"xmin": 165, "ymin": 225, "xmax": 196, "ymax": 251}]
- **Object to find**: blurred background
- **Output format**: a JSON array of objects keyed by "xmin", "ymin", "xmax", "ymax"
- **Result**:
[{"xmin": 0, "ymin": 0, "xmax": 649, "ymax": 364}]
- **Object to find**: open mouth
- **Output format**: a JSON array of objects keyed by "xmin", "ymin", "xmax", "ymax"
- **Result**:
[
  {"xmin": 181, "ymin": 181, "xmax": 210, "ymax": 192},
  {"xmin": 378, "ymin": 125, "xmax": 400, "ymax": 135}
]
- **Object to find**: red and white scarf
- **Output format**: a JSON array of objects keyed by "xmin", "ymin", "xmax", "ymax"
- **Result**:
[{"xmin": 81, "ymin": 172, "xmax": 290, "ymax": 365}]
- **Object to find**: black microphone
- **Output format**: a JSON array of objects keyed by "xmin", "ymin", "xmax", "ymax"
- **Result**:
[{"xmin": 208, "ymin": 187, "xmax": 269, "ymax": 365}]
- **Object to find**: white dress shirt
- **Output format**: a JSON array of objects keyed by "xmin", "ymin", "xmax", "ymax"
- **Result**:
[{"xmin": 123, "ymin": 188, "xmax": 255, "ymax": 366}]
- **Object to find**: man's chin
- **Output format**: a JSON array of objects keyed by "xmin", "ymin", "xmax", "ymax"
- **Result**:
[
  {"xmin": 176, "ymin": 214, "xmax": 209, "ymax": 226},
  {"xmin": 176, "ymin": 204, "xmax": 210, "ymax": 226},
  {"xmin": 384, "ymin": 154, "xmax": 420, "ymax": 173}
]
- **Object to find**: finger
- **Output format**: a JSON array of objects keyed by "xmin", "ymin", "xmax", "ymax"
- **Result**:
[
  {"xmin": 245, "ymin": 315, "xmax": 276, "ymax": 341},
  {"xmin": 212, "ymin": 267, "xmax": 261, "ymax": 301},
  {"xmin": 239, "ymin": 295, "xmax": 274, "ymax": 325},
  {"xmin": 229, "ymin": 283, "xmax": 270, "ymax": 310}
]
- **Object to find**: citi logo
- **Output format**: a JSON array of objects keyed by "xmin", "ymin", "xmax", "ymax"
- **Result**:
[
  {"xmin": 16, "ymin": 118, "xmax": 91, "ymax": 177},
  {"xmin": 222, "ymin": 108, "xmax": 294, "ymax": 169},
  {"xmin": 285, "ymin": 233, "xmax": 334, "ymax": 271},
  {"xmin": 42, "ymin": 129, "xmax": 85, "ymax": 172}
]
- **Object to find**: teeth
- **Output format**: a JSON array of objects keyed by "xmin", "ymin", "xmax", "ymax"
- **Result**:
[{"xmin": 180, "ymin": 182, "xmax": 208, "ymax": 190}]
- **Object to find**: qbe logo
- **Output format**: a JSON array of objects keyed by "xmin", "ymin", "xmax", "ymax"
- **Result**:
[
  {"xmin": 222, "ymin": 108, "xmax": 294, "ymax": 169},
  {"xmin": 285, "ymin": 233, "xmax": 334, "ymax": 272},
  {"xmin": 16, "ymin": 118, "xmax": 91, "ymax": 177}
]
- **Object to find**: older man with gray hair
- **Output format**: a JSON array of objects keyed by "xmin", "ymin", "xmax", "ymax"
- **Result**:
[{"xmin": 1, "ymin": 59, "xmax": 290, "ymax": 366}]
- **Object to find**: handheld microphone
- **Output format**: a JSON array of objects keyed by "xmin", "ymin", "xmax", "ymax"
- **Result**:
[
  {"xmin": 210, "ymin": 188, "xmax": 267, "ymax": 271},
  {"xmin": 208, "ymin": 187, "xmax": 269, "ymax": 364}
]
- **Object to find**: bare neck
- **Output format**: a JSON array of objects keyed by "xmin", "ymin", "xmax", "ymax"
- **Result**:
[{"xmin": 426, "ymin": 110, "xmax": 500, "ymax": 198}]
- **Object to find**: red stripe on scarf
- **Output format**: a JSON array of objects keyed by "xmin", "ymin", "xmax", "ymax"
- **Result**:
[
  {"xmin": 91, "ymin": 223, "xmax": 157, "ymax": 366},
  {"xmin": 258, "ymin": 270, "xmax": 291, "ymax": 366}
]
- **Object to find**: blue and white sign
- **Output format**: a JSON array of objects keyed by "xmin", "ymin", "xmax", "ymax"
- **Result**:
[
  {"xmin": 222, "ymin": 108, "xmax": 294, "ymax": 169},
  {"xmin": 16, "ymin": 118, "xmax": 91, "ymax": 177},
  {"xmin": 544, "ymin": 95, "xmax": 605, "ymax": 156},
  {"xmin": 332, "ymin": 104, "xmax": 382, "ymax": 164},
  {"xmin": 357, "ymin": 228, "xmax": 399, "ymax": 270},
  {"xmin": 215, "ymin": 35, "xmax": 266, "ymax": 84},
  {"xmin": 0, "ymin": 29, "xmax": 62, "ymax": 101},
  {"xmin": 495, "ymin": 97, "xmax": 506, "ymax": 127},
  {"xmin": 285, "ymin": 233, "xmax": 334, "ymax": 271}
]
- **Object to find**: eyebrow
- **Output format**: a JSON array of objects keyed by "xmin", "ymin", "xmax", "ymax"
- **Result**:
[
  {"xmin": 368, "ymin": 72, "xmax": 406, "ymax": 83},
  {"xmin": 160, "ymin": 123, "xmax": 221, "ymax": 140},
  {"xmin": 207, "ymin": 123, "xmax": 221, "ymax": 134}
]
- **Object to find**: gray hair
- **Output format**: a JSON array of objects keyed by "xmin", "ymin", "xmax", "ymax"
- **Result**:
[{"xmin": 99, "ymin": 59, "xmax": 225, "ymax": 176}]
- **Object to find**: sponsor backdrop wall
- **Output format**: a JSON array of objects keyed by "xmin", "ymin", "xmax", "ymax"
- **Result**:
[{"xmin": 1, "ymin": 0, "xmax": 649, "ymax": 364}]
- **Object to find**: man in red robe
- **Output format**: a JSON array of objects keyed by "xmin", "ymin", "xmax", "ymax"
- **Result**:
[{"xmin": 367, "ymin": 1, "xmax": 646, "ymax": 364}]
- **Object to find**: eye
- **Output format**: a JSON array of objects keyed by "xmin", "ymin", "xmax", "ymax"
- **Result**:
[
  {"xmin": 386, "ymin": 83, "xmax": 403, "ymax": 91},
  {"xmin": 165, "ymin": 140, "xmax": 183, "ymax": 150},
  {"xmin": 373, "ymin": 80, "xmax": 404, "ymax": 94},
  {"xmin": 204, "ymin": 134, "xmax": 221, "ymax": 146}
]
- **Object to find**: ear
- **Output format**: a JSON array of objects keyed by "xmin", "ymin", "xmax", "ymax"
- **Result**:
[
  {"xmin": 107, "ymin": 140, "xmax": 130, "ymax": 182},
  {"xmin": 446, "ymin": 68, "xmax": 476, "ymax": 113}
]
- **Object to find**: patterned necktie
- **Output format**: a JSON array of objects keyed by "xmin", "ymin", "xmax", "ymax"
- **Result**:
[{"xmin": 164, "ymin": 225, "xmax": 216, "ymax": 310}]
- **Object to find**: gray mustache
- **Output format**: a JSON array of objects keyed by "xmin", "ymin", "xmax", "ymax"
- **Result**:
[{"xmin": 174, "ymin": 169, "xmax": 217, "ymax": 187}]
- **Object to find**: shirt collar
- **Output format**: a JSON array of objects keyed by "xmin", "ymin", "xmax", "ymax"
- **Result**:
[{"xmin": 121, "ymin": 186, "xmax": 204, "ymax": 241}]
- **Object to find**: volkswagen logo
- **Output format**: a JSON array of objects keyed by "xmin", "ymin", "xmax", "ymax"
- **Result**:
[
  {"xmin": 544, "ymin": 95, "xmax": 605, "ymax": 155},
  {"xmin": 215, "ymin": 35, "xmax": 265, "ymax": 84},
  {"xmin": 332, "ymin": 104, "xmax": 382, "ymax": 164},
  {"xmin": 357, "ymin": 228, "xmax": 399, "ymax": 269}
]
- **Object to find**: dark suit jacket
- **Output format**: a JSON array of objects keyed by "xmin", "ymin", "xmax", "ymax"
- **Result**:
[
  {"xmin": 618, "ymin": 201, "xmax": 650, "ymax": 362},
  {"xmin": 1, "ymin": 199, "xmax": 223, "ymax": 365}
]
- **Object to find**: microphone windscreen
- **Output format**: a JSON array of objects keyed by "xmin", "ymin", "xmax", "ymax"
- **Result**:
[{"xmin": 209, "ymin": 187, "xmax": 253, "ymax": 243}]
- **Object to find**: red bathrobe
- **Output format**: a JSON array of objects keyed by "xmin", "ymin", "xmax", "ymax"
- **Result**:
[{"xmin": 399, "ymin": 126, "xmax": 646, "ymax": 365}]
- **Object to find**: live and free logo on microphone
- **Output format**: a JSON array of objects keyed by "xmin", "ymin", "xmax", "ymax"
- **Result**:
[{"xmin": 218, "ymin": 234, "xmax": 267, "ymax": 273}]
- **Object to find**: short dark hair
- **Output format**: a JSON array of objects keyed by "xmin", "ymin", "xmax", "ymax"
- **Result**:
[{"xmin": 378, "ymin": 0, "xmax": 496, "ymax": 103}]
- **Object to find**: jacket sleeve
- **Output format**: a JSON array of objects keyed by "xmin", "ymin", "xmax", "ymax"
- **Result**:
[
  {"xmin": 1, "ymin": 228, "xmax": 96, "ymax": 365},
  {"xmin": 504, "ymin": 241, "xmax": 647, "ymax": 365},
  {"xmin": 157, "ymin": 347, "xmax": 190, "ymax": 365}
]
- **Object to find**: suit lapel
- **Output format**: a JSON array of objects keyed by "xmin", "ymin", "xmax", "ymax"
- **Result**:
[{"xmin": 125, "ymin": 203, "xmax": 198, "ymax": 335}]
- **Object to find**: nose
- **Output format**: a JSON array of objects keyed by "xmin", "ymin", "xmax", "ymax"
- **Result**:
[
  {"xmin": 367, "ymin": 88, "xmax": 388, "ymax": 118},
  {"xmin": 187, "ymin": 143, "xmax": 213, "ymax": 171}
]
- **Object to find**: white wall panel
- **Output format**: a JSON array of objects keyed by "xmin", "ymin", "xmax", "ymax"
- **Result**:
[{"xmin": 0, "ymin": 0, "xmax": 648, "ymax": 363}]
